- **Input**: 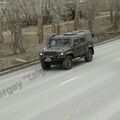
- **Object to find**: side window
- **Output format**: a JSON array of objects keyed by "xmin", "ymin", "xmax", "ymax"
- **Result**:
[
  {"xmin": 80, "ymin": 37, "xmax": 85, "ymax": 43},
  {"xmin": 74, "ymin": 39, "xmax": 79, "ymax": 46}
]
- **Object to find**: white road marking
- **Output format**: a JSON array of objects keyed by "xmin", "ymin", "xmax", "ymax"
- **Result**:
[{"xmin": 60, "ymin": 77, "xmax": 78, "ymax": 85}]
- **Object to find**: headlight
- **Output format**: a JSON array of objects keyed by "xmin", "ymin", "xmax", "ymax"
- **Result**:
[
  {"xmin": 40, "ymin": 53, "xmax": 43, "ymax": 56},
  {"xmin": 61, "ymin": 53, "xmax": 64, "ymax": 55}
]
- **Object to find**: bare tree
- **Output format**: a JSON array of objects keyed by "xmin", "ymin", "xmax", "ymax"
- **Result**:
[
  {"xmin": 0, "ymin": 14, "xmax": 4, "ymax": 43},
  {"xmin": 2, "ymin": 0, "xmax": 25, "ymax": 53},
  {"xmin": 109, "ymin": 0, "xmax": 114, "ymax": 24},
  {"xmin": 42, "ymin": 0, "xmax": 65, "ymax": 36},
  {"xmin": 0, "ymin": 3, "xmax": 5, "ymax": 43},
  {"xmin": 113, "ymin": 0, "xmax": 120, "ymax": 29},
  {"xmin": 85, "ymin": 0, "xmax": 99, "ymax": 32},
  {"xmin": 18, "ymin": 0, "xmax": 32, "ymax": 26},
  {"xmin": 47, "ymin": 0, "xmax": 64, "ymax": 35},
  {"xmin": 37, "ymin": 0, "xmax": 44, "ymax": 43},
  {"xmin": 74, "ymin": 0, "xmax": 80, "ymax": 31},
  {"xmin": 55, "ymin": 0, "xmax": 61, "ymax": 35}
]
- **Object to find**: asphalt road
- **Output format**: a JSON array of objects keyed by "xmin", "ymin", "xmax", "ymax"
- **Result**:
[{"xmin": 0, "ymin": 39, "xmax": 120, "ymax": 120}]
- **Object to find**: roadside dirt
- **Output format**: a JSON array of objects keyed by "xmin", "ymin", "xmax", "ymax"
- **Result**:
[{"xmin": 0, "ymin": 13, "xmax": 119, "ymax": 71}]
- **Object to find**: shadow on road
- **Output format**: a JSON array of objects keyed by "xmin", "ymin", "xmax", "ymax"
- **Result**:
[{"xmin": 48, "ymin": 59, "xmax": 86, "ymax": 71}]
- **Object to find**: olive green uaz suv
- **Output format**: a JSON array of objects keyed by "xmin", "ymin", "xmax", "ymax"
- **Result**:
[{"xmin": 39, "ymin": 30, "xmax": 94, "ymax": 70}]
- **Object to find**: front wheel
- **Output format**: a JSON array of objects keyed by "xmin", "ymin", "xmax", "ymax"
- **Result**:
[
  {"xmin": 84, "ymin": 49, "xmax": 93, "ymax": 62},
  {"xmin": 41, "ymin": 60, "xmax": 51, "ymax": 70},
  {"xmin": 62, "ymin": 56, "xmax": 73, "ymax": 70}
]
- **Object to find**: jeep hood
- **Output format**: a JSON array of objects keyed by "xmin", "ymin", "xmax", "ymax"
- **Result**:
[{"xmin": 42, "ymin": 46, "xmax": 70, "ymax": 52}]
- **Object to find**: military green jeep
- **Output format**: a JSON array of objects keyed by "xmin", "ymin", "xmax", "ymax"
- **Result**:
[{"xmin": 39, "ymin": 30, "xmax": 94, "ymax": 70}]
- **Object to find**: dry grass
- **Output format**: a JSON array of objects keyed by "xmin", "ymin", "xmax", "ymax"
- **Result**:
[{"xmin": 0, "ymin": 14, "xmax": 118, "ymax": 71}]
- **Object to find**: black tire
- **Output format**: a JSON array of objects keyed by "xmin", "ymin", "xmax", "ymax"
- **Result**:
[
  {"xmin": 62, "ymin": 56, "xmax": 73, "ymax": 70},
  {"xmin": 84, "ymin": 49, "xmax": 93, "ymax": 62},
  {"xmin": 41, "ymin": 60, "xmax": 51, "ymax": 70}
]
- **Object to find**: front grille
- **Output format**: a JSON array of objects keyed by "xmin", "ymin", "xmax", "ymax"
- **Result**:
[{"xmin": 44, "ymin": 51, "xmax": 58, "ymax": 57}]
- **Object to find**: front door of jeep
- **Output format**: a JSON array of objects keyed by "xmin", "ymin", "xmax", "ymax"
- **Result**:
[
  {"xmin": 73, "ymin": 39, "xmax": 81, "ymax": 57},
  {"xmin": 79, "ymin": 37, "xmax": 86, "ymax": 55}
]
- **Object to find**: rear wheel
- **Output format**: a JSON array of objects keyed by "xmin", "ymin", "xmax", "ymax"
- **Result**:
[
  {"xmin": 63, "ymin": 56, "xmax": 73, "ymax": 70},
  {"xmin": 84, "ymin": 49, "xmax": 93, "ymax": 62},
  {"xmin": 41, "ymin": 60, "xmax": 51, "ymax": 70}
]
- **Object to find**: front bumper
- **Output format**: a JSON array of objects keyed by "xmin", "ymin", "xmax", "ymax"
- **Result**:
[{"xmin": 40, "ymin": 56, "xmax": 64, "ymax": 64}]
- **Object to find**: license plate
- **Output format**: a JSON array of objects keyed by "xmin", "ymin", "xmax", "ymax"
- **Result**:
[{"xmin": 45, "ymin": 58, "xmax": 51, "ymax": 62}]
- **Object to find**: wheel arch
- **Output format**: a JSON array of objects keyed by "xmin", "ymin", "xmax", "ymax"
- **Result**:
[
  {"xmin": 66, "ymin": 53, "xmax": 74, "ymax": 58},
  {"xmin": 89, "ymin": 47, "xmax": 94, "ymax": 55}
]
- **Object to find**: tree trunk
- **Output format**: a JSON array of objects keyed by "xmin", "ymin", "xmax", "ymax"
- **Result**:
[
  {"xmin": 37, "ymin": 0, "xmax": 43, "ymax": 43},
  {"xmin": 52, "ymin": 20, "xmax": 56, "ymax": 33},
  {"xmin": 74, "ymin": 0, "xmax": 80, "ymax": 31},
  {"xmin": 110, "ymin": 6, "xmax": 114, "ymax": 23},
  {"xmin": 38, "ymin": 15, "xmax": 43, "ymax": 43},
  {"xmin": 56, "ymin": 22, "xmax": 60, "ymax": 35},
  {"xmin": 56, "ymin": 0, "xmax": 61, "ymax": 35},
  {"xmin": 0, "ymin": 23, "xmax": 4, "ymax": 43},
  {"xmin": 113, "ymin": 0, "xmax": 120, "ymax": 29},
  {"xmin": 87, "ymin": 11, "xmax": 95, "ymax": 32},
  {"xmin": 10, "ymin": 18, "xmax": 25, "ymax": 53}
]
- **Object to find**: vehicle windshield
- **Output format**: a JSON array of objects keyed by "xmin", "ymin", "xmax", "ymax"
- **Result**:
[{"xmin": 48, "ymin": 38, "xmax": 71, "ymax": 47}]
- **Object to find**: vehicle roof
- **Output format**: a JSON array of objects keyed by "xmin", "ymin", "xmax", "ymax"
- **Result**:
[{"xmin": 52, "ymin": 30, "xmax": 91, "ymax": 39}]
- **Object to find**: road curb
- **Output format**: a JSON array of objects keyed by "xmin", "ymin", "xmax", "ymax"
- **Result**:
[
  {"xmin": 94, "ymin": 36, "xmax": 120, "ymax": 46},
  {"xmin": 0, "ymin": 36, "xmax": 120, "ymax": 76},
  {"xmin": 0, "ymin": 60, "xmax": 40, "ymax": 76}
]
